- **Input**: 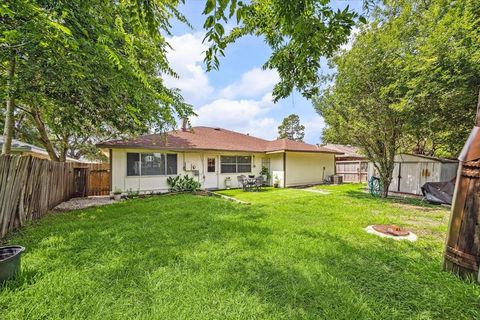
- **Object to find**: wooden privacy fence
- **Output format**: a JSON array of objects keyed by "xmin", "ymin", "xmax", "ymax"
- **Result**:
[
  {"xmin": 0, "ymin": 155, "xmax": 76, "ymax": 239},
  {"xmin": 74, "ymin": 163, "xmax": 110, "ymax": 196},
  {"xmin": 336, "ymin": 160, "xmax": 368, "ymax": 183}
]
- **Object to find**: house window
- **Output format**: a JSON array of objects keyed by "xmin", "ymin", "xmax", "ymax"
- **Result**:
[
  {"xmin": 207, "ymin": 158, "xmax": 216, "ymax": 172},
  {"xmin": 127, "ymin": 152, "xmax": 177, "ymax": 176},
  {"xmin": 220, "ymin": 156, "xmax": 252, "ymax": 173},
  {"xmin": 127, "ymin": 153, "xmax": 140, "ymax": 176}
]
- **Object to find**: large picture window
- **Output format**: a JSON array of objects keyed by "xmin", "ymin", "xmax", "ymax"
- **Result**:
[
  {"xmin": 220, "ymin": 156, "xmax": 252, "ymax": 173},
  {"xmin": 127, "ymin": 152, "xmax": 177, "ymax": 176}
]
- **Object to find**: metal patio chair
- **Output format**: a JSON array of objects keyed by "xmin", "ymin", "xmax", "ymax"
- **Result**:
[
  {"xmin": 237, "ymin": 175, "xmax": 247, "ymax": 191},
  {"xmin": 254, "ymin": 176, "xmax": 264, "ymax": 191}
]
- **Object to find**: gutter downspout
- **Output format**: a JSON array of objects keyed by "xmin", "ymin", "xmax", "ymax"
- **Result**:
[
  {"xmin": 283, "ymin": 152, "xmax": 287, "ymax": 188},
  {"xmin": 109, "ymin": 149, "xmax": 112, "ymax": 192}
]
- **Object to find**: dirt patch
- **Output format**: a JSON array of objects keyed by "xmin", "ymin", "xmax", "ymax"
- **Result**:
[
  {"xmin": 392, "ymin": 202, "xmax": 444, "ymax": 212},
  {"xmin": 301, "ymin": 189, "xmax": 330, "ymax": 195},
  {"xmin": 53, "ymin": 197, "xmax": 116, "ymax": 212}
]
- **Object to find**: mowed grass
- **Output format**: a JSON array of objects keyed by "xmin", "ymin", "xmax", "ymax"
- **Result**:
[{"xmin": 1, "ymin": 184, "xmax": 479, "ymax": 319}]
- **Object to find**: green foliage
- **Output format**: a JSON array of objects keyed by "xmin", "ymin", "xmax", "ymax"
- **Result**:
[
  {"xmin": 2, "ymin": 185, "xmax": 479, "ymax": 319},
  {"xmin": 316, "ymin": 0, "xmax": 480, "ymax": 196},
  {"xmin": 0, "ymin": 0, "xmax": 194, "ymax": 161},
  {"xmin": 126, "ymin": 189, "xmax": 140, "ymax": 198},
  {"xmin": 259, "ymin": 165, "xmax": 271, "ymax": 180},
  {"xmin": 277, "ymin": 114, "xmax": 305, "ymax": 141},
  {"xmin": 201, "ymin": 0, "xmax": 366, "ymax": 101},
  {"xmin": 166, "ymin": 175, "xmax": 201, "ymax": 193}
]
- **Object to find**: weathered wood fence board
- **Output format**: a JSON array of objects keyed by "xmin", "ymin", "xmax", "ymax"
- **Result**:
[
  {"xmin": 74, "ymin": 163, "xmax": 110, "ymax": 196},
  {"xmin": 336, "ymin": 160, "xmax": 368, "ymax": 183},
  {"xmin": 0, "ymin": 155, "xmax": 76, "ymax": 239}
]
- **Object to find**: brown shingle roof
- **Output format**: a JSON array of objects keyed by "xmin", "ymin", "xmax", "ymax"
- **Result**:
[
  {"xmin": 322, "ymin": 143, "xmax": 366, "ymax": 159},
  {"xmin": 97, "ymin": 127, "xmax": 340, "ymax": 154}
]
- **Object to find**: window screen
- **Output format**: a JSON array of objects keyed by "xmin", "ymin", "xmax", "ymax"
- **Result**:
[
  {"xmin": 207, "ymin": 158, "xmax": 216, "ymax": 173},
  {"xmin": 141, "ymin": 153, "xmax": 165, "ymax": 175},
  {"xmin": 127, "ymin": 153, "xmax": 140, "ymax": 176},
  {"xmin": 167, "ymin": 154, "xmax": 178, "ymax": 174},
  {"xmin": 220, "ymin": 156, "xmax": 252, "ymax": 173},
  {"xmin": 127, "ymin": 152, "xmax": 177, "ymax": 176}
]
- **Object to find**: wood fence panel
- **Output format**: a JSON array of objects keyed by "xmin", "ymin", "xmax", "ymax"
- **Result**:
[
  {"xmin": 336, "ymin": 160, "xmax": 368, "ymax": 183},
  {"xmin": 0, "ymin": 155, "xmax": 76, "ymax": 239},
  {"xmin": 87, "ymin": 163, "xmax": 110, "ymax": 196}
]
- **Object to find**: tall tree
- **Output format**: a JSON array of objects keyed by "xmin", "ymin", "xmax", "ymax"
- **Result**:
[
  {"xmin": 277, "ymin": 114, "xmax": 305, "ymax": 142},
  {"xmin": 316, "ymin": 22, "xmax": 407, "ymax": 197},
  {"xmin": 316, "ymin": 0, "xmax": 480, "ymax": 196},
  {"xmin": 0, "ymin": 0, "xmax": 193, "ymax": 161}
]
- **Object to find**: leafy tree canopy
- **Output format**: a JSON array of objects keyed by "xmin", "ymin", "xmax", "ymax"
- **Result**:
[
  {"xmin": 277, "ymin": 114, "xmax": 305, "ymax": 142},
  {"xmin": 315, "ymin": 0, "xmax": 480, "ymax": 196},
  {"xmin": 1, "ymin": 0, "xmax": 193, "ymax": 160},
  {"xmin": 1, "ymin": 0, "xmax": 372, "ymax": 160},
  {"xmin": 200, "ymin": 0, "xmax": 370, "ymax": 102}
]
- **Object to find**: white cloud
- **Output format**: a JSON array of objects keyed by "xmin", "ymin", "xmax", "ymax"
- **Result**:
[
  {"xmin": 340, "ymin": 27, "xmax": 360, "ymax": 52},
  {"xmin": 190, "ymin": 97, "xmax": 278, "ymax": 140},
  {"xmin": 164, "ymin": 33, "xmax": 214, "ymax": 106},
  {"xmin": 302, "ymin": 115, "xmax": 326, "ymax": 144},
  {"xmin": 219, "ymin": 68, "xmax": 280, "ymax": 99}
]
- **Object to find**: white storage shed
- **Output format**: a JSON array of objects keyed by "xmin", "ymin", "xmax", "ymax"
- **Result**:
[{"xmin": 368, "ymin": 154, "xmax": 458, "ymax": 195}]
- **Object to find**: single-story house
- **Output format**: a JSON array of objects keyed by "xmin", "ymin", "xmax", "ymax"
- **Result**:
[
  {"xmin": 97, "ymin": 126, "xmax": 340, "ymax": 193},
  {"xmin": 322, "ymin": 144, "xmax": 368, "ymax": 183},
  {"xmin": 367, "ymin": 153, "xmax": 459, "ymax": 195}
]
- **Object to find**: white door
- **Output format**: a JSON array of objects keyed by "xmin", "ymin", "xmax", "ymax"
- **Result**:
[{"xmin": 204, "ymin": 155, "xmax": 218, "ymax": 189}]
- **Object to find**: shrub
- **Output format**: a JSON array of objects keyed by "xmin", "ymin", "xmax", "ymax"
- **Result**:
[{"xmin": 166, "ymin": 175, "xmax": 202, "ymax": 193}]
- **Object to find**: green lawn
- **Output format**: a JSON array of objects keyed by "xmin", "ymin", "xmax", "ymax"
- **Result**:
[{"xmin": 1, "ymin": 185, "xmax": 479, "ymax": 319}]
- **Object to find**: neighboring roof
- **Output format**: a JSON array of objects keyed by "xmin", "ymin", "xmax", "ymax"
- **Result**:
[
  {"xmin": 0, "ymin": 136, "xmax": 90, "ymax": 163},
  {"xmin": 97, "ymin": 127, "xmax": 341, "ymax": 154},
  {"xmin": 397, "ymin": 153, "xmax": 458, "ymax": 163},
  {"xmin": 321, "ymin": 144, "xmax": 366, "ymax": 159}
]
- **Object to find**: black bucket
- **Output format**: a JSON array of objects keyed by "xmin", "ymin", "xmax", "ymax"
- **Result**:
[{"xmin": 0, "ymin": 246, "xmax": 25, "ymax": 283}]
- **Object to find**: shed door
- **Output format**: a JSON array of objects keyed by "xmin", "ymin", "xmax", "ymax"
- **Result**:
[
  {"xmin": 419, "ymin": 162, "xmax": 435, "ymax": 192},
  {"xmin": 399, "ymin": 163, "xmax": 420, "ymax": 194}
]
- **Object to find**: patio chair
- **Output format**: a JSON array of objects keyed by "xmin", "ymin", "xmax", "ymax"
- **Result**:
[
  {"xmin": 237, "ymin": 175, "xmax": 247, "ymax": 191},
  {"xmin": 254, "ymin": 176, "xmax": 264, "ymax": 191}
]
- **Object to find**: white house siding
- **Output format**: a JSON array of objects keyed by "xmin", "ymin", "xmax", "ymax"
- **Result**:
[
  {"xmin": 285, "ymin": 152, "xmax": 335, "ymax": 186},
  {"xmin": 269, "ymin": 153, "xmax": 285, "ymax": 187},
  {"xmin": 111, "ymin": 148, "xmax": 266, "ymax": 193}
]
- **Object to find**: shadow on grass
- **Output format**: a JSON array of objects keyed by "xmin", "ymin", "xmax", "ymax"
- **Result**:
[
  {"xmin": 0, "ymin": 195, "xmax": 272, "ymax": 291},
  {"xmin": 1, "ymin": 192, "xmax": 476, "ymax": 319},
  {"xmin": 216, "ymin": 230, "xmax": 478, "ymax": 319},
  {"xmin": 344, "ymin": 189, "xmax": 441, "ymax": 209}
]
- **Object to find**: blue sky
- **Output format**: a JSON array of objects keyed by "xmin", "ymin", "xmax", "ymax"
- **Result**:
[{"xmin": 165, "ymin": 1, "xmax": 364, "ymax": 144}]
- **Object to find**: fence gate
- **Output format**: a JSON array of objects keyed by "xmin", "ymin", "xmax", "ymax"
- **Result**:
[
  {"xmin": 87, "ymin": 163, "xmax": 110, "ymax": 196},
  {"xmin": 73, "ymin": 163, "xmax": 110, "ymax": 196}
]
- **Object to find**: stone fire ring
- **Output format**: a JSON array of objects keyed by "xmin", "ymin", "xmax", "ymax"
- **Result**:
[{"xmin": 365, "ymin": 224, "xmax": 417, "ymax": 242}]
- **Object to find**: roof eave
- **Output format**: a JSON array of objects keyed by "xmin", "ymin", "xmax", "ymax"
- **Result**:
[
  {"xmin": 266, "ymin": 149, "xmax": 343, "ymax": 154},
  {"xmin": 95, "ymin": 144, "xmax": 267, "ymax": 154}
]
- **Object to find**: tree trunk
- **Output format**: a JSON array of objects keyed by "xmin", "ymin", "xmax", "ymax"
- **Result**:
[
  {"xmin": 381, "ymin": 175, "xmax": 392, "ymax": 198},
  {"xmin": 2, "ymin": 51, "xmax": 16, "ymax": 155},
  {"xmin": 58, "ymin": 135, "xmax": 69, "ymax": 162},
  {"xmin": 31, "ymin": 110, "xmax": 60, "ymax": 162}
]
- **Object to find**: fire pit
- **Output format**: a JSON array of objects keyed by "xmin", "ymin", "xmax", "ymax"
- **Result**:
[{"xmin": 365, "ymin": 224, "xmax": 417, "ymax": 242}]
